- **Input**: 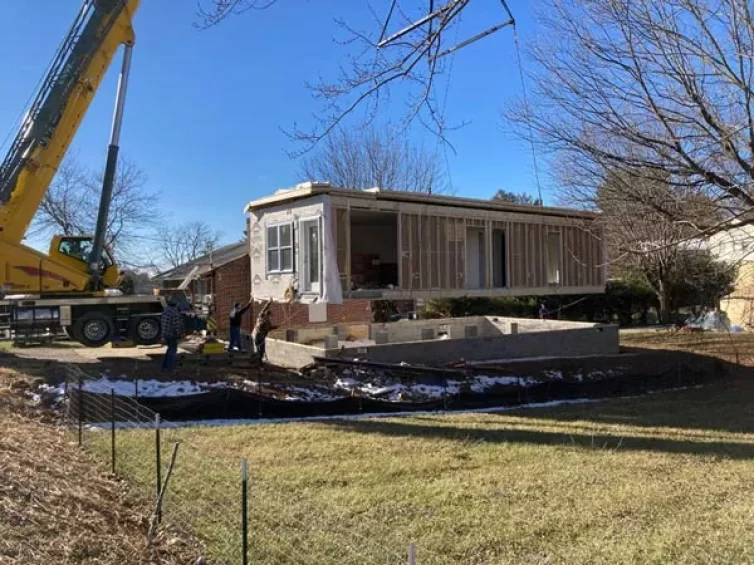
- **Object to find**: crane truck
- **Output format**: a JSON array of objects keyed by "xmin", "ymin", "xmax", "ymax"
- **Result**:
[{"xmin": 0, "ymin": 0, "xmax": 186, "ymax": 347}]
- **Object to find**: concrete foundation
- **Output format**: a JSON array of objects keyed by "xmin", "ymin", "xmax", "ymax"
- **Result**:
[{"xmin": 266, "ymin": 316, "xmax": 620, "ymax": 369}]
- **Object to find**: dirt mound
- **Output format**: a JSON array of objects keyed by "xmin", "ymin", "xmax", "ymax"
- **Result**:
[{"xmin": 0, "ymin": 366, "xmax": 202, "ymax": 564}]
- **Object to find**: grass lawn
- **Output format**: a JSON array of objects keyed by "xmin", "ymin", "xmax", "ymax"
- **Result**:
[
  {"xmin": 85, "ymin": 369, "xmax": 754, "ymax": 565},
  {"xmin": 620, "ymin": 330, "xmax": 754, "ymax": 364}
]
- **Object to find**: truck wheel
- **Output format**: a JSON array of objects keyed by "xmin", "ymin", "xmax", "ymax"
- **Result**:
[
  {"xmin": 73, "ymin": 312, "xmax": 114, "ymax": 347},
  {"xmin": 130, "ymin": 317, "xmax": 161, "ymax": 346}
]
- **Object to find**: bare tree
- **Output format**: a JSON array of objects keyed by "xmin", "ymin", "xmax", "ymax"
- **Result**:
[
  {"xmin": 158, "ymin": 221, "xmax": 223, "ymax": 269},
  {"xmin": 299, "ymin": 124, "xmax": 449, "ymax": 193},
  {"xmin": 512, "ymin": 0, "xmax": 754, "ymax": 237},
  {"xmin": 196, "ymin": 1, "xmax": 517, "ymax": 146},
  {"xmin": 32, "ymin": 156, "xmax": 157, "ymax": 261}
]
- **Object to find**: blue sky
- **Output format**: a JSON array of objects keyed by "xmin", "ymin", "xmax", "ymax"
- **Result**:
[{"xmin": 0, "ymin": 1, "xmax": 547, "ymax": 248}]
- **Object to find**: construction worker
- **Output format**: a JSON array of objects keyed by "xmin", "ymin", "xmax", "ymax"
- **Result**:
[
  {"xmin": 252, "ymin": 299, "xmax": 274, "ymax": 364},
  {"xmin": 161, "ymin": 298, "xmax": 184, "ymax": 370},
  {"xmin": 539, "ymin": 302, "xmax": 548, "ymax": 321},
  {"xmin": 228, "ymin": 299, "xmax": 252, "ymax": 351}
]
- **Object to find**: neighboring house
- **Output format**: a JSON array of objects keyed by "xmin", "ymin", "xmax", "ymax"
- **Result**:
[
  {"xmin": 709, "ymin": 225, "xmax": 754, "ymax": 329},
  {"xmin": 155, "ymin": 239, "xmax": 373, "ymax": 336},
  {"xmin": 245, "ymin": 182, "xmax": 607, "ymax": 308},
  {"xmin": 155, "ymin": 241, "xmax": 251, "ymax": 337}
]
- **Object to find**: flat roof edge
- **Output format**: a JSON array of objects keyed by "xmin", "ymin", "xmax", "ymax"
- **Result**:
[{"xmin": 245, "ymin": 185, "xmax": 598, "ymax": 219}]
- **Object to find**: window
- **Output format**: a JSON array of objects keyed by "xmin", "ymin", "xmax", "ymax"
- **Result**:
[
  {"xmin": 58, "ymin": 238, "xmax": 93, "ymax": 263},
  {"xmin": 267, "ymin": 223, "xmax": 293, "ymax": 273},
  {"xmin": 58, "ymin": 238, "xmax": 116, "ymax": 271},
  {"xmin": 546, "ymin": 231, "xmax": 561, "ymax": 285}
]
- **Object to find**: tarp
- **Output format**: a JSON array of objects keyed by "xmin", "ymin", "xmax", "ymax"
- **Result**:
[{"xmin": 71, "ymin": 365, "xmax": 720, "ymax": 423}]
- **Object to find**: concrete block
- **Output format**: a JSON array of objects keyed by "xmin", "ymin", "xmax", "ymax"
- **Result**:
[
  {"xmin": 308, "ymin": 302, "xmax": 327, "ymax": 323},
  {"xmin": 448, "ymin": 325, "xmax": 466, "ymax": 339},
  {"xmin": 375, "ymin": 331, "xmax": 389, "ymax": 345},
  {"xmin": 420, "ymin": 328, "xmax": 435, "ymax": 341},
  {"xmin": 334, "ymin": 325, "xmax": 348, "ymax": 340},
  {"xmin": 324, "ymin": 335, "xmax": 339, "ymax": 349},
  {"xmin": 285, "ymin": 329, "xmax": 298, "ymax": 342},
  {"xmin": 464, "ymin": 325, "xmax": 478, "ymax": 339},
  {"xmin": 509, "ymin": 322, "xmax": 519, "ymax": 335}
]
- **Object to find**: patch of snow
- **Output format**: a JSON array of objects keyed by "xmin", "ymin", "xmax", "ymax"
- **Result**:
[
  {"xmin": 68, "ymin": 376, "xmax": 228, "ymax": 398},
  {"xmin": 282, "ymin": 386, "xmax": 340, "ymax": 402},
  {"xmin": 335, "ymin": 377, "xmax": 359, "ymax": 389},
  {"xmin": 331, "ymin": 374, "xmax": 541, "ymax": 402},
  {"xmin": 469, "ymin": 375, "xmax": 536, "ymax": 392}
]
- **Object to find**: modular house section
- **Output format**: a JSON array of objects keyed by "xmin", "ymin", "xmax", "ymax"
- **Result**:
[{"xmin": 246, "ymin": 183, "xmax": 607, "ymax": 303}]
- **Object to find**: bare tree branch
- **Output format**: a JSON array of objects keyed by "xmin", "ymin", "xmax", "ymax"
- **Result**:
[
  {"xmin": 195, "ymin": 0, "xmax": 515, "ymax": 150},
  {"xmin": 31, "ymin": 156, "xmax": 158, "ymax": 263},
  {"xmin": 195, "ymin": 0, "xmax": 280, "ymax": 29},
  {"xmin": 299, "ymin": 122, "xmax": 450, "ymax": 193},
  {"xmin": 510, "ymin": 0, "xmax": 754, "ymax": 237},
  {"xmin": 157, "ymin": 220, "xmax": 224, "ymax": 269}
]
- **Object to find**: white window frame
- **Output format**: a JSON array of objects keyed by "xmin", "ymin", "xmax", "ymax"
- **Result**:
[
  {"xmin": 298, "ymin": 215, "xmax": 323, "ymax": 295},
  {"xmin": 266, "ymin": 222, "xmax": 294, "ymax": 274}
]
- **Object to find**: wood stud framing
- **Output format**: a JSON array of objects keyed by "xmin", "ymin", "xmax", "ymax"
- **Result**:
[{"xmin": 332, "ymin": 198, "xmax": 605, "ymax": 294}]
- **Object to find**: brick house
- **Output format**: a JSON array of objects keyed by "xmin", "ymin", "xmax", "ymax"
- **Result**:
[
  {"xmin": 155, "ymin": 242, "xmax": 253, "ymax": 336},
  {"xmin": 156, "ymin": 241, "xmax": 373, "ymax": 338}
]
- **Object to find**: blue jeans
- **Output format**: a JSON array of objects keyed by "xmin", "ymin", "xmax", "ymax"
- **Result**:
[
  {"xmin": 163, "ymin": 337, "xmax": 178, "ymax": 369},
  {"xmin": 229, "ymin": 326, "xmax": 242, "ymax": 351}
]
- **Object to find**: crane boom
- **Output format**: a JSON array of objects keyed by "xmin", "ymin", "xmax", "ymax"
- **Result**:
[
  {"xmin": 0, "ymin": 0, "xmax": 203, "ymax": 349},
  {"xmin": 0, "ymin": 0, "xmax": 140, "ymax": 243}
]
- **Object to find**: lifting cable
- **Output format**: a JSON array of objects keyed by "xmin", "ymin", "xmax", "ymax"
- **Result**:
[{"xmin": 510, "ymin": 19, "xmax": 544, "ymax": 206}]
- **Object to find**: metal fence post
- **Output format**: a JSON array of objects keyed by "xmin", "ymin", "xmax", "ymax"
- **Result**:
[
  {"xmin": 77, "ymin": 375, "xmax": 84, "ymax": 446},
  {"xmin": 155, "ymin": 413, "xmax": 162, "ymax": 524},
  {"xmin": 110, "ymin": 389, "xmax": 116, "ymax": 475},
  {"xmin": 241, "ymin": 458, "xmax": 249, "ymax": 565},
  {"xmin": 408, "ymin": 541, "xmax": 417, "ymax": 565}
]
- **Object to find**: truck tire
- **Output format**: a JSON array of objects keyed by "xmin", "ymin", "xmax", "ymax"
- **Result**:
[
  {"xmin": 73, "ymin": 312, "xmax": 114, "ymax": 347},
  {"xmin": 130, "ymin": 316, "xmax": 161, "ymax": 346}
]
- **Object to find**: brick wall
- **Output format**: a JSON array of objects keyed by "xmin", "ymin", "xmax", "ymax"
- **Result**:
[
  {"xmin": 266, "ymin": 300, "xmax": 373, "ymax": 330},
  {"xmin": 214, "ymin": 254, "xmax": 252, "ymax": 336},
  {"xmin": 212, "ymin": 254, "xmax": 372, "ymax": 337}
]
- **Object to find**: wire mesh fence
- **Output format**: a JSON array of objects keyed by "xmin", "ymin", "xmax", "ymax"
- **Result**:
[{"xmin": 61, "ymin": 370, "xmax": 451, "ymax": 565}]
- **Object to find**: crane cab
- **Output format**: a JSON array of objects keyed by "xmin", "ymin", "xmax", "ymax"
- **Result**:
[{"xmin": 49, "ymin": 235, "xmax": 120, "ymax": 289}]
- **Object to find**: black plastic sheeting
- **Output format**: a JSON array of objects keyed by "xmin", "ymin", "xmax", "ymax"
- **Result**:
[{"xmin": 71, "ymin": 364, "xmax": 722, "ymax": 423}]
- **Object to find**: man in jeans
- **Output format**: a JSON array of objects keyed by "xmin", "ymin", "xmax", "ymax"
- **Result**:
[
  {"xmin": 161, "ymin": 298, "xmax": 184, "ymax": 370},
  {"xmin": 228, "ymin": 299, "xmax": 252, "ymax": 351}
]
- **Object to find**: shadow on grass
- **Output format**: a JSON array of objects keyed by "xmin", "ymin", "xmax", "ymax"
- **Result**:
[{"xmin": 322, "ymin": 396, "xmax": 754, "ymax": 460}]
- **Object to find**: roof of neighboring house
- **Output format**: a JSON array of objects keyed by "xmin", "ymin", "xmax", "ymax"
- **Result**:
[
  {"xmin": 154, "ymin": 241, "xmax": 247, "ymax": 282},
  {"xmin": 244, "ymin": 182, "xmax": 598, "ymax": 219}
]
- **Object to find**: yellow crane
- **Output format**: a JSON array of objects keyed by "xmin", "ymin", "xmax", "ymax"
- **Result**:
[{"xmin": 0, "ymin": 0, "xmax": 174, "ymax": 347}]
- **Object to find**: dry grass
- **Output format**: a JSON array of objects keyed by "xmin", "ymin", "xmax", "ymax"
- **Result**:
[
  {"xmin": 8, "ymin": 332, "xmax": 754, "ymax": 564},
  {"xmin": 0, "ymin": 366, "xmax": 202, "ymax": 564},
  {"xmin": 620, "ymin": 330, "xmax": 754, "ymax": 364},
  {"xmin": 91, "ymin": 369, "xmax": 754, "ymax": 565}
]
